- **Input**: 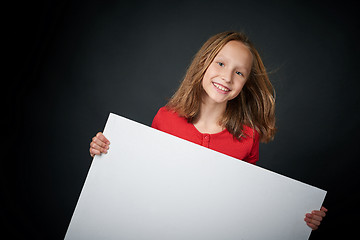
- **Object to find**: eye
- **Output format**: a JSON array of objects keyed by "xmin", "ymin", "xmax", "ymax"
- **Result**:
[
  {"xmin": 217, "ymin": 62, "xmax": 224, "ymax": 67},
  {"xmin": 236, "ymin": 71, "xmax": 244, "ymax": 77}
]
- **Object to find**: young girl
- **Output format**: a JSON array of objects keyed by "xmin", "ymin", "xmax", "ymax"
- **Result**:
[{"xmin": 89, "ymin": 31, "xmax": 327, "ymax": 231}]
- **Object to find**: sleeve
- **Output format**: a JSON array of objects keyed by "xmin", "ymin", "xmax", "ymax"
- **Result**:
[{"xmin": 244, "ymin": 130, "xmax": 260, "ymax": 165}]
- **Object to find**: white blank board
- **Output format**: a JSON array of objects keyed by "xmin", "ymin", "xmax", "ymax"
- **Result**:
[{"xmin": 65, "ymin": 113, "xmax": 326, "ymax": 240}]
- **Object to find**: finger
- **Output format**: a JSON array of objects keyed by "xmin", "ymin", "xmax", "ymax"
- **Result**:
[
  {"xmin": 304, "ymin": 216, "xmax": 320, "ymax": 229},
  {"xmin": 90, "ymin": 142, "xmax": 108, "ymax": 153},
  {"xmin": 90, "ymin": 147, "xmax": 101, "ymax": 156},
  {"xmin": 306, "ymin": 222, "xmax": 318, "ymax": 230},
  {"xmin": 96, "ymin": 132, "xmax": 110, "ymax": 145},
  {"xmin": 307, "ymin": 212, "xmax": 323, "ymax": 222},
  {"xmin": 321, "ymin": 206, "xmax": 328, "ymax": 212},
  {"xmin": 311, "ymin": 214, "xmax": 323, "ymax": 222},
  {"xmin": 92, "ymin": 136, "xmax": 109, "ymax": 149},
  {"xmin": 312, "ymin": 210, "xmax": 326, "ymax": 218},
  {"xmin": 309, "ymin": 218, "xmax": 321, "ymax": 227}
]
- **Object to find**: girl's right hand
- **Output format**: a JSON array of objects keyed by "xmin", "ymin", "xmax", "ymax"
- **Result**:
[{"xmin": 89, "ymin": 132, "xmax": 110, "ymax": 157}]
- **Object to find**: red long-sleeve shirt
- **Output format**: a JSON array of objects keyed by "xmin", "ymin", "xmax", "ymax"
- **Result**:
[{"xmin": 151, "ymin": 107, "xmax": 260, "ymax": 164}]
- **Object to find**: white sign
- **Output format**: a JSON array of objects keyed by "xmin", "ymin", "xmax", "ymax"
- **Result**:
[{"xmin": 65, "ymin": 113, "xmax": 326, "ymax": 240}]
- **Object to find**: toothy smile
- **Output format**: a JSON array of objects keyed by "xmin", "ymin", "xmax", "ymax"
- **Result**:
[{"xmin": 212, "ymin": 82, "xmax": 230, "ymax": 92}]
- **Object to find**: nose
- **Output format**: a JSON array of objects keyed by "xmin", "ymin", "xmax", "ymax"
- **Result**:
[{"xmin": 221, "ymin": 69, "xmax": 233, "ymax": 83}]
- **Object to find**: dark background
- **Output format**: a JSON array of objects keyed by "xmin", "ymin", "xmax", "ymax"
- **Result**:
[{"xmin": 5, "ymin": 0, "xmax": 359, "ymax": 239}]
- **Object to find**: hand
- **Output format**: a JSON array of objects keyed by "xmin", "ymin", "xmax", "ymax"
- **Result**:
[
  {"xmin": 304, "ymin": 206, "xmax": 328, "ymax": 230},
  {"xmin": 89, "ymin": 132, "xmax": 110, "ymax": 157}
]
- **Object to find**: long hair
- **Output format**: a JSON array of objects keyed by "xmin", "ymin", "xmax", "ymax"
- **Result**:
[{"xmin": 166, "ymin": 31, "xmax": 276, "ymax": 143}]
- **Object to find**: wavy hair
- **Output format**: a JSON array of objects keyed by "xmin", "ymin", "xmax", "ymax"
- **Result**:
[{"xmin": 166, "ymin": 31, "xmax": 276, "ymax": 142}]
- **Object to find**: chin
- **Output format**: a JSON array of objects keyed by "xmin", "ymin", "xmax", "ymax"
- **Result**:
[{"xmin": 208, "ymin": 95, "xmax": 230, "ymax": 105}]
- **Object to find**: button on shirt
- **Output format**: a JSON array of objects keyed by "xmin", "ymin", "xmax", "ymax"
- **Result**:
[
  {"xmin": 151, "ymin": 107, "xmax": 260, "ymax": 164},
  {"xmin": 202, "ymin": 134, "xmax": 210, "ymax": 147}
]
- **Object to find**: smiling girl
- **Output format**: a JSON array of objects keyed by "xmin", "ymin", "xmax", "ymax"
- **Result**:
[{"xmin": 89, "ymin": 31, "xmax": 327, "ymax": 230}]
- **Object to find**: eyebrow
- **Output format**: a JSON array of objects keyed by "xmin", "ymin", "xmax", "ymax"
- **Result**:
[{"xmin": 215, "ymin": 54, "xmax": 250, "ymax": 74}]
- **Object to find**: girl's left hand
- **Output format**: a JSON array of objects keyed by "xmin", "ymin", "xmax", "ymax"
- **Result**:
[{"xmin": 304, "ymin": 206, "xmax": 328, "ymax": 230}]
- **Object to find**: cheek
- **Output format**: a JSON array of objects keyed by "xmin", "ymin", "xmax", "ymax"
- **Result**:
[
  {"xmin": 202, "ymin": 67, "xmax": 215, "ymax": 87},
  {"xmin": 203, "ymin": 64, "xmax": 218, "ymax": 80},
  {"xmin": 231, "ymin": 81, "xmax": 246, "ymax": 97}
]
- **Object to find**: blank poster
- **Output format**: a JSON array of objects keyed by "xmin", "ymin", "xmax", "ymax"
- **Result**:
[{"xmin": 65, "ymin": 113, "xmax": 326, "ymax": 240}]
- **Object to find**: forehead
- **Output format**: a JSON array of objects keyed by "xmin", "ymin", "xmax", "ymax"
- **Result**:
[{"xmin": 216, "ymin": 41, "xmax": 253, "ymax": 68}]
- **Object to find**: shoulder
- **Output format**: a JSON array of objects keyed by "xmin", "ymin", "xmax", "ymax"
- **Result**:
[
  {"xmin": 242, "ymin": 125, "xmax": 260, "ymax": 144},
  {"xmin": 243, "ymin": 125, "xmax": 260, "ymax": 138},
  {"xmin": 151, "ymin": 106, "xmax": 186, "ymax": 130},
  {"xmin": 240, "ymin": 125, "xmax": 260, "ymax": 164},
  {"xmin": 153, "ymin": 106, "xmax": 178, "ymax": 122},
  {"xmin": 155, "ymin": 106, "xmax": 174, "ymax": 116}
]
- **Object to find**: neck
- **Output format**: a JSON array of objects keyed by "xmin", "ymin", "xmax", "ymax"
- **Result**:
[{"xmin": 193, "ymin": 97, "xmax": 227, "ymax": 134}]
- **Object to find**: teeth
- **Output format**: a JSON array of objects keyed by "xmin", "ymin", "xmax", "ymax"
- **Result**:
[{"xmin": 213, "ymin": 82, "xmax": 230, "ymax": 92}]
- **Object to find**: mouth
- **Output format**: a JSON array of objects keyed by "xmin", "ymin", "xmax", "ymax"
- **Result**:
[{"xmin": 212, "ymin": 82, "xmax": 231, "ymax": 93}]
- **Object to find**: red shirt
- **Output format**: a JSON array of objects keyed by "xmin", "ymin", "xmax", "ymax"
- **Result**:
[{"xmin": 151, "ymin": 107, "xmax": 260, "ymax": 164}]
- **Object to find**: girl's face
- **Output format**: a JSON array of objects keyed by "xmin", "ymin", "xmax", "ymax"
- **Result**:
[{"xmin": 202, "ymin": 40, "xmax": 253, "ymax": 105}]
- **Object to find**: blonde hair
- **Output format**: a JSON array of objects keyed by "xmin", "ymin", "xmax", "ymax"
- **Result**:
[{"xmin": 166, "ymin": 31, "xmax": 276, "ymax": 143}]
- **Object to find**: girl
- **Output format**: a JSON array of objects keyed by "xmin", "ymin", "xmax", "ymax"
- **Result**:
[{"xmin": 89, "ymin": 31, "xmax": 327, "ymax": 231}]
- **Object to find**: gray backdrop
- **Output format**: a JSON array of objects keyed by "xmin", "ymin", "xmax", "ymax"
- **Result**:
[{"xmin": 6, "ymin": 0, "xmax": 359, "ymax": 239}]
